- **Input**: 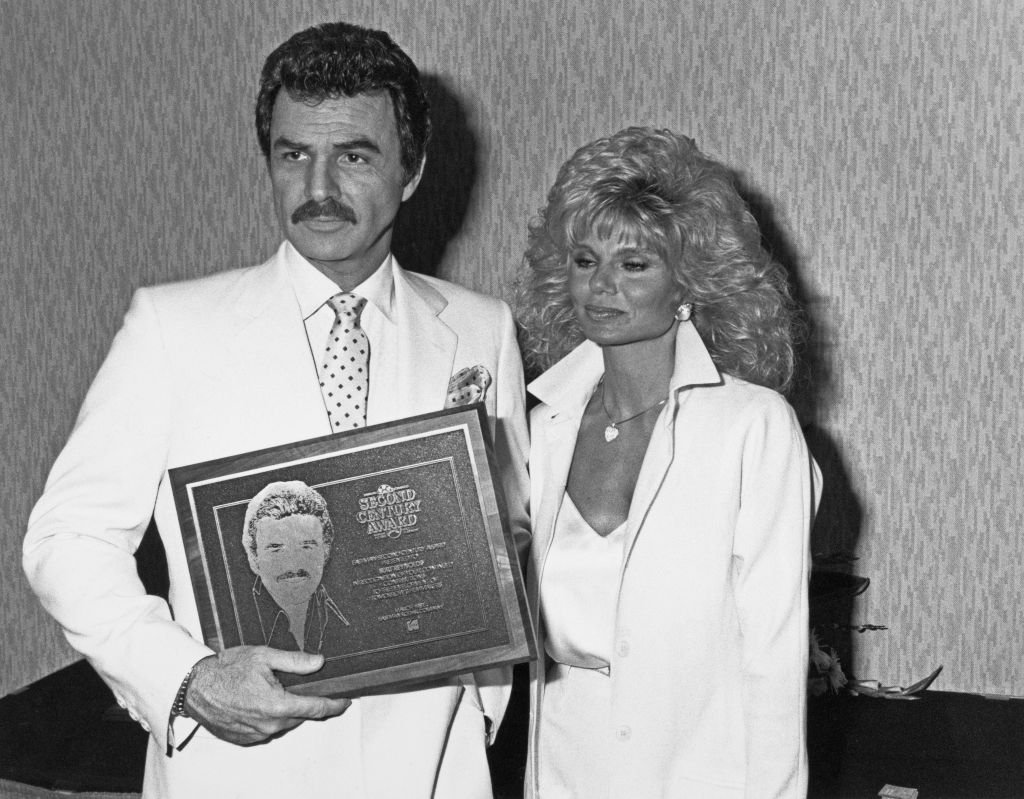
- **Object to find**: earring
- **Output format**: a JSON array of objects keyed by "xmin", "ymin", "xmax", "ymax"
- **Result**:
[{"xmin": 674, "ymin": 302, "xmax": 693, "ymax": 322}]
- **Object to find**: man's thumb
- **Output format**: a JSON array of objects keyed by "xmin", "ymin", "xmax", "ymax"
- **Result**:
[{"xmin": 267, "ymin": 649, "xmax": 325, "ymax": 675}]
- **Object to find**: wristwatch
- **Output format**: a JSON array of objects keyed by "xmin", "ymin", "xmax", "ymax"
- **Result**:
[{"xmin": 170, "ymin": 663, "xmax": 198, "ymax": 719}]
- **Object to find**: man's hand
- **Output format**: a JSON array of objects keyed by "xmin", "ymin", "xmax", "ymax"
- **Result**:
[{"xmin": 185, "ymin": 646, "xmax": 351, "ymax": 746}]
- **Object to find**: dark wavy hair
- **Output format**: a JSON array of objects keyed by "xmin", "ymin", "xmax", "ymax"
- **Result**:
[
  {"xmin": 255, "ymin": 21, "xmax": 431, "ymax": 181},
  {"xmin": 514, "ymin": 127, "xmax": 800, "ymax": 393}
]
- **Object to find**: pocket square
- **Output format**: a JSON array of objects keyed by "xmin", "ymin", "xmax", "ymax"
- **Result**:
[{"xmin": 445, "ymin": 365, "xmax": 492, "ymax": 408}]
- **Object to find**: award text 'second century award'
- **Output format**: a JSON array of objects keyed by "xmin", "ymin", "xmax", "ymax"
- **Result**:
[{"xmin": 170, "ymin": 404, "xmax": 533, "ymax": 696}]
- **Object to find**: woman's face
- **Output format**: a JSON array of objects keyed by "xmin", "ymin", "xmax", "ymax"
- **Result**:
[{"xmin": 567, "ymin": 233, "xmax": 684, "ymax": 349}]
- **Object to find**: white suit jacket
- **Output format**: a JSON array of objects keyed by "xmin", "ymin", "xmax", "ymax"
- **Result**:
[
  {"xmin": 24, "ymin": 243, "xmax": 529, "ymax": 799},
  {"xmin": 524, "ymin": 322, "xmax": 819, "ymax": 799}
]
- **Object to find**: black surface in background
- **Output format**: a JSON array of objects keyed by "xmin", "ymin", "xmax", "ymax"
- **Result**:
[
  {"xmin": 0, "ymin": 660, "xmax": 147, "ymax": 794},
  {"xmin": 0, "ymin": 658, "xmax": 528, "ymax": 797},
  {"xmin": 808, "ymin": 689, "xmax": 1024, "ymax": 798},
  {"xmin": 3, "ymin": 658, "xmax": 1023, "ymax": 798}
]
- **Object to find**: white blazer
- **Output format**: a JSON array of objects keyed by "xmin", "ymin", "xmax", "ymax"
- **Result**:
[
  {"xmin": 525, "ymin": 322, "xmax": 819, "ymax": 799},
  {"xmin": 24, "ymin": 243, "xmax": 529, "ymax": 799}
]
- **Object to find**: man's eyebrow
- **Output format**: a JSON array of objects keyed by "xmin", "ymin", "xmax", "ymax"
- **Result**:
[
  {"xmin": 331, "ymin": 137, "xmax": 382, "ymax": 154},
  {"xmin": 270, "ymin": 136, "xmax": 383, "ymax": 155},
  {"xmin": 272, "ymin": 136, "xmax": 308, "ymax": 151}
]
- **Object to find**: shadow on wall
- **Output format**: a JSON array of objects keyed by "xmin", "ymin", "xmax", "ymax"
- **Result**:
[
  {"xmin": 802, "ymin": 425, "xmax": 867, "ymax": 677},
  {"xmin": 392, "ymin": 75, "xmax": 478, "ymax": 278},
  {"xmin": 742, "ymin": 181, "xmax": 867, "ymax": 677}
]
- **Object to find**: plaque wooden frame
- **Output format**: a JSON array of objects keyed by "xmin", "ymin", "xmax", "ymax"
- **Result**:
[{"xmin": 170, "ymin": 404, "xmax": 534, "ymax": 696}]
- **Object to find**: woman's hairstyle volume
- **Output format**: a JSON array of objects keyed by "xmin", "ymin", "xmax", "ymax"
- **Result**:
[{"xmin": 514, "ymin": 127, "xmax": 800, "ymax": 393}]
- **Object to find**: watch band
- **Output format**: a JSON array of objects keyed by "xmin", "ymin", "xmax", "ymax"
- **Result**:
[{"xmin": 171, "ymin": 662, "xmax": 198, "ymax": 719}]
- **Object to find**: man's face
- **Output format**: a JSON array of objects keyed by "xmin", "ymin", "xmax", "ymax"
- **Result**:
[
  {"xmin": 248, "ymin": 514, "xmax": 327, "ymax": 609},
  {"xmin": 268, "ymin": 90, "xmax": 423, "ymax": 289}
]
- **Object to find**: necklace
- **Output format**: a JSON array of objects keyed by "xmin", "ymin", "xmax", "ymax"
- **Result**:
[{"xmin": 599, "ymin": 382, "xmax": 667, "ymax": 443}]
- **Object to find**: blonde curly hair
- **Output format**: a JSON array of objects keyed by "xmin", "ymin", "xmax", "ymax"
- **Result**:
[{"xmin": 514, "ymin": 127, "xmax": 800, "ymax": 393}]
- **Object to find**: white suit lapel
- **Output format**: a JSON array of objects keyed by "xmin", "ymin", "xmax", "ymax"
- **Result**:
[
  {"xmin": 528, "ymin": 343, "xmax": 603, "ymax": 559},
  {"xmin": 531, "ymin": 408, "xmax": 581, "ymax": 559},
  {"xmin": 207, "ymin": 252, "xmax": 331, "ymax": 451},
  {"xmin": 622, "ymin": 322, "xmax": 722, "ymax": 568},
  {"xmin": 384, "ymin": 267, "xmax": 457, "ymax": 422}
]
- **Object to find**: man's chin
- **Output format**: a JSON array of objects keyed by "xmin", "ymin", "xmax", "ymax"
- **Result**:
[
  {"xmin": 267, "ymin": 583, "xmax": 315, "ymax": 608},
  {"xmin": 284, "ymin": 230, "xmax": 390, "ymax": 285},
  {"xmin": 286, "ymin": 226, "xmax": 355, "ymax": 260}
]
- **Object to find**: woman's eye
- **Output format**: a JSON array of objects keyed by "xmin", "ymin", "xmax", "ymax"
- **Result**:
[
  {"xmin": 572, "ymin": 257, "xmax": 596, "ymax": 269},
  {"xmin": 623, "ymin": 260, "xmax": 647, "ymax": 271}
]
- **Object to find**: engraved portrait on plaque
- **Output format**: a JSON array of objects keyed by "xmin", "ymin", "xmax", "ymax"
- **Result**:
[{"xmin": 242, "ymin": 480, "xmax": 350, "ymax": 654}]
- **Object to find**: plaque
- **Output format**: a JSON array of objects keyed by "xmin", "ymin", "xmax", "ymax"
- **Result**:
[{"xmin": 170, "ymin": 404, "xmax": 534, "ymax": 696}]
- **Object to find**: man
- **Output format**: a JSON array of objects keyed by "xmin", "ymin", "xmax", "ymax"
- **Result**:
[
  {"xmin": 243, "ymin": 481, "xmax": 349, "ymax": 653},
  {"xmin": 24, "ymin": 21, "xmax": 528, "ymax": 799}
]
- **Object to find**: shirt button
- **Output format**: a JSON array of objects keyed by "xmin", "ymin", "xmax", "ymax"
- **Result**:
[
  {"xmin": 616, "ymin": 640, "xmax": 630, "ymax": 657},
  {"xmin": 615, "ymin": 725, "xmax": 632, "ymax": 741}
]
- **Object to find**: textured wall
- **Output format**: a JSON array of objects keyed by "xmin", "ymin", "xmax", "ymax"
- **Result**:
[{"xmin": 2, "ymin": 0, "xmax": 1022, "ymax": 699}]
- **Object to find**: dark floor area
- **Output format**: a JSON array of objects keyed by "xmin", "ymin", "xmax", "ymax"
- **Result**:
[
  {"xmin": 0, "ymin": 660, "xmax": 530, "ymax": 799},
  {"xmin": 0, "ymin": 661, "xmax": 147, "ymax": 795},
  {"xmin": 2, "ymin": 659, "xmax": 1023, "ymax": 797},
  {"xmin": 806, "ymin": 688, "xmax": 1024, "ymax": 798}
]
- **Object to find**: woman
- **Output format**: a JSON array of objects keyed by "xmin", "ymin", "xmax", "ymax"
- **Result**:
[{"xmin": 515, "ymin": 127, "xmax": 820, "ymax": 798}]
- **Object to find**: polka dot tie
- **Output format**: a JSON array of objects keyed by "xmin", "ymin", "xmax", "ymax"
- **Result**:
[{"xmin": 319, "ymin": 292, "xmax": 370, "ymax": 430}]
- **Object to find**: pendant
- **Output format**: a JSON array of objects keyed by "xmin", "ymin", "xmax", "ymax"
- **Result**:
[{"xmin": 604, "ymin": 424, "xmax": 619, "ymax": 443}]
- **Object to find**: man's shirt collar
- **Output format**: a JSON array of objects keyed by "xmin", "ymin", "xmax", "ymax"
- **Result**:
[{"xmin": 282, "ymin": 240, "xmax": 396, "ymax": 323}]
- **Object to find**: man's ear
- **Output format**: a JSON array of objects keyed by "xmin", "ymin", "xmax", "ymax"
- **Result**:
[
  {"xmin": 246, "ymin": 548, "xmax": 260, "ymax": 574},
  {"xmin": 401, "ymin": 155, "xmax": 426, "ymax": 202}
]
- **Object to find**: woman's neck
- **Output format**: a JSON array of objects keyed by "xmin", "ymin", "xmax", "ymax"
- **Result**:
[{"xmin": 599, "ymin": 324, "xmax": 677, "ymax": 416}]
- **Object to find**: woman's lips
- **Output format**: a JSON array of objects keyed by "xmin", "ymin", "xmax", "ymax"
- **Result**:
[{"xmin": 584, "ymin": 305, "xmax": 623, "ymax": 321}]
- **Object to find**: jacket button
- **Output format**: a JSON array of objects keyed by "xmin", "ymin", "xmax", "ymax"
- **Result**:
[{"xmin": 615, "ymin": 725, "xmax": 632, "ymax": 741}]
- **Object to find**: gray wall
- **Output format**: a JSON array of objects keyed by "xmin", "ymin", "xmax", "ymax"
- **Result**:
[{"xmin": 2, "ymin": 0, "xmax": 1022, "ymax": 698}]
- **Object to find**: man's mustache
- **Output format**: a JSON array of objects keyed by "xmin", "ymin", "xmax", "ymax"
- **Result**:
[
  {"xmin": 276, "ymin": 569, "xmax": 311, "ymax": 581},
  {"xmin": 291, "ymin": 197, "xmax": 358, "ymax": 225}
]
